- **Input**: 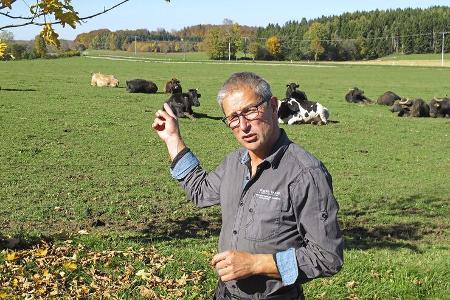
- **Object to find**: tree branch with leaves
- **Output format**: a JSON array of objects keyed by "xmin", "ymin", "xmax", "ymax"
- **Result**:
[{"xmin": 0, "ymin": 0, "xmax": 170, "ymax": 49}]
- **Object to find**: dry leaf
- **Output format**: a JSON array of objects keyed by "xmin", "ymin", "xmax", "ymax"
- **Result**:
[{"xmin": 346, "ymin": 280, "xmax": 357, "ymax": 289}]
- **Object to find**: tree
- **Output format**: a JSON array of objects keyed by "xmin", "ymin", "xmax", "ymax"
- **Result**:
[
  {"xmin": 33, "ymin": 34, "xmax": 47, "ymax": 58},
  {"xmin": 0, "ymin": 30, "xmax": 13, "ymax": 58},
  {"xmin": 266, "ymin": 36, "xmax": 281, "ymax": 59},
  {"xmin": 0, "ymin": 0, "xmax": 170, "ymax": 48},
  {"xmin": 303, "ymin": 22, "xmax": 327, "ymax": 61}
]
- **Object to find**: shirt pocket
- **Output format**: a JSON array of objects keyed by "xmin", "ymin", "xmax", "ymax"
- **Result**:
[{"xmin": 244, "ymin": 193, "xmax": 283, "ymax": 242}]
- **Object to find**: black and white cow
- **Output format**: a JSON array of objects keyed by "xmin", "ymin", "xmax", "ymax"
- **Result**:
[
  {"xmin": 126, "ymin": 79, "xmax": 158, "ymax": 93},
  {"xmin": 285, "ymin": 82, "xmax": 308, "ymax": 101},
  {"xmin": 278, "ymin": 98, "xmax": 329, "ymax": 125},
  {"xmin": 165, "ymin": 89, "xmax": 201, "ymax": 119},
  {"xmin": 429, "ymin": 97, "xmax": 450, "ymax": 118}
]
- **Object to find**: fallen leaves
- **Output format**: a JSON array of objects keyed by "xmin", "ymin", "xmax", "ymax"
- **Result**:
[{"xmin": 0, "ymin": 240, "xmax": 205, "ymax": 299}]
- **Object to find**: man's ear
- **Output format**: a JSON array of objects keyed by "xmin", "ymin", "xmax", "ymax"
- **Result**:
[{"xmin": 269, "ymin": 96, "xmax": 279, "ymax": 114}]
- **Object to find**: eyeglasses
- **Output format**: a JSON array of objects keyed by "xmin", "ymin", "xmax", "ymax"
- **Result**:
[{"xmin": 222, "ymin": 98, "xmax": 269, "ymax": 129}]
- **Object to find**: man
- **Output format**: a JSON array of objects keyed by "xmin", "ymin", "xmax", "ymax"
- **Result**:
[{"xmin": 152, "ymin": 72, "xmax": 343, "ymax": 299}]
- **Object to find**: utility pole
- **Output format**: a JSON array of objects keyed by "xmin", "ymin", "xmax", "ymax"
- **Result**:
[{"xmin": 134, "ymin": 36, "xmax": 137, "ymax": 56}]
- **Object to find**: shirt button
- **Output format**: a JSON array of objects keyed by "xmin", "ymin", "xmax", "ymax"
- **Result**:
[
  {"xmin": 233, "ymin": 230, "xmax": 237, "ymax": 234},
  {"xmin": 239, "ymin": 201, "xmax": 244, "ymax": 206},
  {"xmin": 249, "ymin": 208, "xmax": 253, "ymax": 212}
]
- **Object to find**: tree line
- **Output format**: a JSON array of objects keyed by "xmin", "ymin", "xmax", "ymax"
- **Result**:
[{"xmin": 253, "ymin": 6, "xmax": 450, "ymax": 61}]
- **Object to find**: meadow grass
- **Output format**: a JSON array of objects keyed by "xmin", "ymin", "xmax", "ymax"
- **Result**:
[{"xmin": 0, "ymin": 56, "xmax": 449, "ymax": 299}]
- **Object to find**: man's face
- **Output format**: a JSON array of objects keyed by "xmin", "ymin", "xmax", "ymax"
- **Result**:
[{"xmin": 222, "ymin": 85, "xmax": 279, "ymax": 156}]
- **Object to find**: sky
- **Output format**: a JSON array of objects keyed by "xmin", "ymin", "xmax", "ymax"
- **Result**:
[{"xmin": 3, "ymin": 0, "xmax": 450, "ymax": 40}]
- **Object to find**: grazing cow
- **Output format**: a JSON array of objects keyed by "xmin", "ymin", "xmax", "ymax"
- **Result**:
[
  {"xmin": 390, "ymin": 98, "xmax": 429, "ymax": 117},
  {"xmin": 429, "ymin": 97, "xmax": 450, "ymax": 118},
  {"xmin": 165, "ymin": 89, "xmax": 201, "ymax": 119},
  {"xmin": 345, "ymin": 87, "xmax": 372, "ymax": 103},
  {"xmin": 90, "ymin": 72, "xmax": 119, "ymax": 87},
  {"xmin": 377, "ymin": 91, "xmax": 401, "ymax": 106},
  {"xmin": 165, "ymin": 78, "xmax": 182, "ymax": 94},
  {"xmin": 285, "ymin": 83, "xmax": 308, "ymax": 100},
  {"xmin": 278, "ymin": 98, "xmax": 329, "ymax": 125},
  {"xmin": 126, "ymin": 79, "xmax": 158, "ymax": 93}
]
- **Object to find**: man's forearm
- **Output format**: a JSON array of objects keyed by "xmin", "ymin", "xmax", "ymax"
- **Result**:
[{"xmin": 165, "ymin": 136, "xmax": 186, "ymax": 161}]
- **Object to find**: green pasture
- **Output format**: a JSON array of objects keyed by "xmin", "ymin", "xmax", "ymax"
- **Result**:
[{"xmin": 0, "ymin": 56, "xmax": 449, "ymax": 299}]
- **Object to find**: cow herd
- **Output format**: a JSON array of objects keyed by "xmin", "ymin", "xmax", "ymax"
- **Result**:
[
  {"xmin": 345, "ymin": 87, "xmax": 450, "ymax": 118},
  {"xmin": 90, "ymin": 72, "xmax": 201, "ymax": 119},
  {"xmin": 90, "ymin": 72, "xmax": 449, "ymax": 124}
]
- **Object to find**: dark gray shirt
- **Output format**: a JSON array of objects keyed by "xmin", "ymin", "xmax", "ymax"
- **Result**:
[{"xmin": 173, "ymin": 129, "xmax": 343, "ymax": 299}]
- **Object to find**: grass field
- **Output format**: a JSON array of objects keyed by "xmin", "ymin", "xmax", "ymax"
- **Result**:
[{"xmin": 1, "ymin": 55, "xmax": 449, "ymax": 299}]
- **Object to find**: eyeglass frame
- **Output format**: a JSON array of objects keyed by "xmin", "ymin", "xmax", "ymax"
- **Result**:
[{"xmin": 221, "ymin": 97, "xmax": 270, "ymax": 129}]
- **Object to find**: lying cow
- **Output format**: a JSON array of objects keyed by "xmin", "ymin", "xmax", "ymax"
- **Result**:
[
  {"xmin": 165, "ymin": 78, "xmax": 182, "ymax": 94},
  {"xmin": 91, "ymin": 72, "xmax": 119, "ymax": 87},
  {"xmin": 126, "ymin": 79, "xmax": 158, "ymax": 93},
  {"xmin": 165, "ymin": 89, "xmax": 201, "ymax": 119},
  {"xmin": 390, "ymin": 98, "xmax": 429, "ymax": 117},
  {"xmin": 429, "ymin": 97, "xmax": 450, "ymax": 118},
  {"xmin": 377, "ymin": 91, "xmax": 401, "ymax": 106},
  {"xmin": 285, "ymin": 82, "xmax": 308, "ymax": 100},
  {"xmin": 278, "ymin": 97, "xmax": 329, "ymax": 125},
  {"xmin": 345, "ymin": 87, "xmax": 372, "ymax": 104}
]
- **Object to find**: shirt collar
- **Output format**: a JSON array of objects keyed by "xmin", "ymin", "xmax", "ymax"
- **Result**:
[{"xmin": 239, "ymin": 129, "xmax": 291, "ymax": 169}]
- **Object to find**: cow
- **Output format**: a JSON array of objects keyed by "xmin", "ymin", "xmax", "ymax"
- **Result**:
[
  {"xmin": 165, "ymin": 89, "xmax": 201, "ymax": 119},
  {"xmin": 126, "ymin": 79, "xmax": 158, "ymax": 93},
  {"xmin": 278, "ymin": 98, "xmax": 329, "ymax": 125},
  {"xmin": 165, "ymin": 78, "xmax": 182, "ymax": 94},
  {"xmin": 377, "ymin": 91, "xmax": 401, "ymax": 106},
  {"xmin": 345, "ymin": 87, "xmax": 372, "ymax": 103},
  {"xmin": 390, "ymin": 98, "xmax": 429, "ymax": 117},
  {"xmin": 285, "ymin": 82, "xmax": 308, "ymax": 100},
  {"xmin": 429, "ymin": 97, "xmax": 450, "ymax": 118},
  {"xmin": 90, "ymin": 72, "xmax": 119, "ymax": 87}
]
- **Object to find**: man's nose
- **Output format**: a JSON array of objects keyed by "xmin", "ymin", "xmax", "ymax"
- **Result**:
[{"xmin": 239, "ymin": 115, "xmax": 250, "ymax": 130}]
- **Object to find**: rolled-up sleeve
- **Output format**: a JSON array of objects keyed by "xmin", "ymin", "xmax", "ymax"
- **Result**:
[{"xmin": 289, "ymin": 166, "xmax": 344, "ymax": 283}]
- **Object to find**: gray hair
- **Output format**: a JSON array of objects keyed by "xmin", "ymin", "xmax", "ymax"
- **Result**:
[{"xmin": 217, "ymin": 72, "xmax": 272, "ymax": 109}]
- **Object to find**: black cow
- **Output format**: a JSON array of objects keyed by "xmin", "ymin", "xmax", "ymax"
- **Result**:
[
  {"xmin": 285, "ymin": 83, "xmax": 308, "ymax": 100},
  {"xmin": 165, "ymin": 89, "xmax": 201, "ymax": 119},
  {"xmin": 165, "ymin": 78, "xmax": 182, "ymax": 94},
  {"xmin": 345, "ymin": 87, "xmax": 372, "ymax": 104},
  {"xmin": 390, "ymin": 98, "xmax": 429, "ymax": 117},
  {"xmin": 377, "ymin": 91, "xmax": 401, "ymax": 106},
  {"xmin": 126, "ymin": 79, "xmax": 158, "ymax": 93},
  {"xmin": 429, "ymin": 97, "xmax": 450, "ymax": 118}
]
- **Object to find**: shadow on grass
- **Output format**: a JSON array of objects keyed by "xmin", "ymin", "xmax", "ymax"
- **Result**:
[
  {"xmin": 0, "ymin": 233, "xmax": 69, "ymax": 250},
  {"xmin": 0, "ymin": 88, "xmax": 37, "ymax": 92},
  {"xmin": 193, "ymin": 112, "xmax": 223, "ymax": 120},
  {"xmin": 129, "ymin": 215, "xmax": 221, "ymax": 243},
  {"xmin": 341, "ymin": 194, "xmax": 449, "ymax": 252}
]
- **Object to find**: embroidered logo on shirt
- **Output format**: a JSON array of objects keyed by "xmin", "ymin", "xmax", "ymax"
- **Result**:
[{"xmin": 255, "ymin": 189, "xmax": 281, "ymax": 201}]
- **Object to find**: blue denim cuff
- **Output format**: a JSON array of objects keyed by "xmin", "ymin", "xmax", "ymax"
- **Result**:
[
  {"xmin": 170, "ymin": 151, "xmax": 200, "ymax": 180},
  {"xmin": 275, "ymin": 248, "xmax": 298, "ymax": 285}
]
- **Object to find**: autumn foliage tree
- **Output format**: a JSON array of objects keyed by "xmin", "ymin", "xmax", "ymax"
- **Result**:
[
  {"xmin": 266, "ymin": 35, "xmax": 281, "ymax": 59},
  {"xmin": 303, "ymin": 22, "xmax": 327, "ymax": 61}
]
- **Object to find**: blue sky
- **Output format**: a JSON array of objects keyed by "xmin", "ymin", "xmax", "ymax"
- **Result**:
[{"xmin": 3, "ymin": 0, "xmax": 450, "ymax": 40}]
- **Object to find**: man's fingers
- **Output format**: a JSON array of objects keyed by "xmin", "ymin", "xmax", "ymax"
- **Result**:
[
  {"xmin": 210, "ymin": 251, "xmax": 229, "ymax": 266},
  {"xmin": 163, "ymin": 103, "xmax": 177, "ymax": 119}
]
